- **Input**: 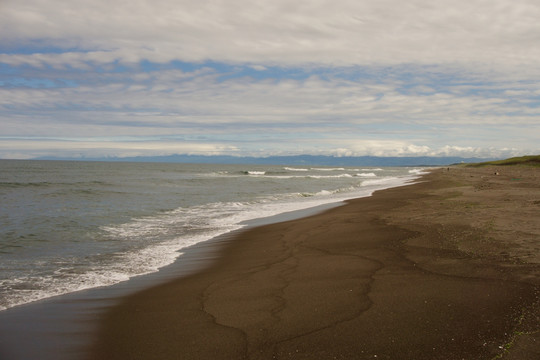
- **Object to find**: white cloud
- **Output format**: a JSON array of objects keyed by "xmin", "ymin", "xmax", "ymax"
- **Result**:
[
  {"xmin": 0, "ymin": 138, "xmax": 239, "ymax": 159},
  {"xmin": 250, "ymin": 65, "xmax": 268, "ymax": 71},
  {"xmin": 2, "ymin": 69, "xmax": 538, "ymax": 127},
  {"xmin": 1, "ymin": 134, "xmax": 528, "ymax": 160},
  {"xmin": 1, "ymin": 67, "xmax": 539, "ymax": 157},
  {"xmin": 329, "ymin": 140, "xmax": 430, "ymax": 157},
  {"xmin": 2, "ymin": 0, "xmax": 540, "ymax": 73}
]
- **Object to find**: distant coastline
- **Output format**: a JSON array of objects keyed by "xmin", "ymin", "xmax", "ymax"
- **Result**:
[{"xmin": 28, "ymin": 154, "xmax": 498, "ymax": 167}]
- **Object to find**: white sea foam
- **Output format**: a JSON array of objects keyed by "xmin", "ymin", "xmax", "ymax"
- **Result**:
[
  {"xmin": 356, "ymin": 172, "xmax": 377, "ymax": 177},
  {"xmin": 284, "ymin": 167, "xmax": 309, "ymax": 171},
  {"xmin": 408, "ymin": 168, "xmax": 430, "ymax": 175},
  {"xmin": 7, "ymin": 269, "xmax": 132, "ymax": 311},
  {"xmin": 361, "ymin": 176, "xmax": 410, "ymax": 187},
  {"xmin": 308, "ymin": 174, "xmax": 354, "ymax": 179},
  {"xmin": 315, "ymin": 190, "xmax": 333, "ymax": 196},
  {"xmin": 312, "ymin": 167, "xmax": 346, "ymax": 171}
]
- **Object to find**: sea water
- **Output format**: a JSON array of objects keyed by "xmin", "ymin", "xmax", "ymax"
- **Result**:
[{"xmin": 0, "ymin": 160, "xmax": 425, "ymax": 311}]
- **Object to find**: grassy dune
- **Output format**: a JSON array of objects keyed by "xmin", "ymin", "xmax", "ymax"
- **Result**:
[{"xmin": 465, "ymin": 155, "xmax": 540, "ymax": 167}]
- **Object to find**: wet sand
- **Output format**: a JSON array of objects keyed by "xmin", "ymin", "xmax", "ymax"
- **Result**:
[{"xmin": 90, "ymin": 166, "xmax": 540, "ymax": 360}]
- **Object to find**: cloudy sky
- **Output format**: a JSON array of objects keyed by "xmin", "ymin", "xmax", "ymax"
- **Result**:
[{"xmin": 1, "ymin": 0, "xmax": 539, "ymax": 159}]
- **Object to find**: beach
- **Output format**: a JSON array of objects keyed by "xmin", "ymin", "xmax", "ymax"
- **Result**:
[{"xmin": 89, "ymin": 166, "xmax": 539, "ymax": 360}]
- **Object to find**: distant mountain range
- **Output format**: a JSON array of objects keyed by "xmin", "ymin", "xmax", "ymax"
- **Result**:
[{"xmin": 36, "ymin": 154, "xmax": 497, "ymax": 167}]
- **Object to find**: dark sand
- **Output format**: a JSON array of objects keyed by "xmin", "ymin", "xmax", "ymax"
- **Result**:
[{"xmin": 90, "ymin": 167, "xmax": 540, "ymax": 360}]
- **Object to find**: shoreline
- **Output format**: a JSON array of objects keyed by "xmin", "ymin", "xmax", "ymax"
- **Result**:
[
  {"xmin": 0, "ymin": 174, "xmax": 420, "ymax": 360},
  {"xmin": 0, "ymin": 167, "xmax": 420, "ymax": 313},
  {"xmin": 89, "ymin": 167, "xmax": 540, "ymax": 359}
]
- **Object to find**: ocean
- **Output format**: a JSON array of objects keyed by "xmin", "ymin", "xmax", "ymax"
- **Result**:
[{"xmin": 0, "ymin": 160, "xmax": 425, "ymax": 311}]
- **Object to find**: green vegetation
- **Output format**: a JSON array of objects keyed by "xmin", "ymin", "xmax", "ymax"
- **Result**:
[{"xmin": 465, "ymin": 155, "xmax": 540, "ymax": 167}]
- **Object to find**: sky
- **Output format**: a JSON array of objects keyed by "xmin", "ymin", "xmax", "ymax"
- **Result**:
[{"xmin": 1, "ymin": 0, "xmax": 539, "ymax": 160}]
